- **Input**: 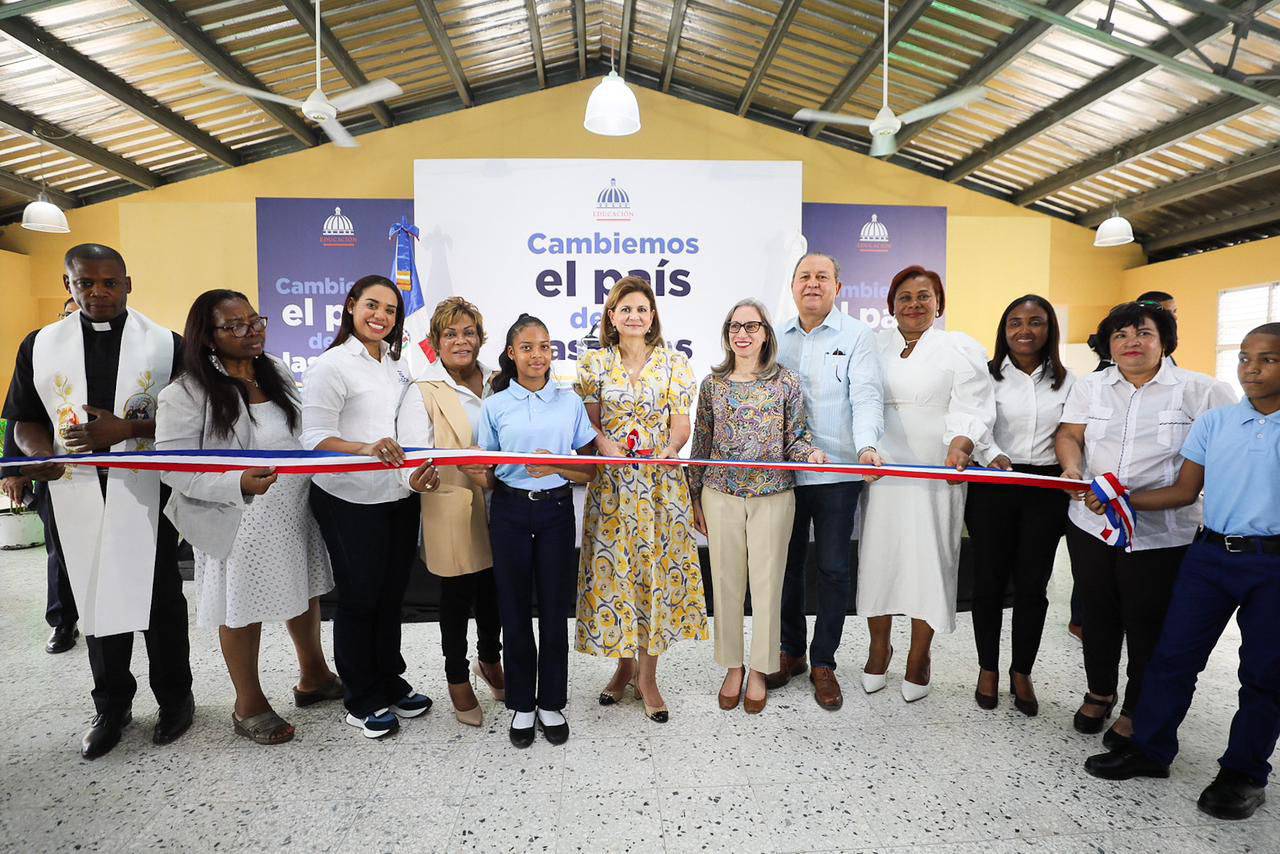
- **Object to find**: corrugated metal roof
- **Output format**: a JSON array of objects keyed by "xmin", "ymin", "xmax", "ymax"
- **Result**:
[{"xmin": 1, "ymin": 0, "xmax": 1277, "ymax": 257}]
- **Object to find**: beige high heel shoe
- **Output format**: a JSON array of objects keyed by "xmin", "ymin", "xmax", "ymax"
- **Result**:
[
  {"xmin": 630, "ymin": 676, "xmax": 669, "ymax": 723},
  {"xmin": 472, "ymin": 659, "xmax": 505, "ymax": 702},
  {"xmin": 448, "ymin": 682, "xmax": 483, "ymax": 727}
]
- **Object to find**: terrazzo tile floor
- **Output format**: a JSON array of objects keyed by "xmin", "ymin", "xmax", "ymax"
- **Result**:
[{"xmin": 2, "ymin": 540, "xmax": 1276, "ymax": 853}]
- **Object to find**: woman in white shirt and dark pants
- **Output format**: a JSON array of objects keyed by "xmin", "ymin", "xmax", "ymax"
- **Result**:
[
  {"xmin": 1057, "ymin": 302, "xmax": 1236, "ymax": 748},
  {"xmin": 966, "ymin": 295, "xmax": 1074, "ymax": 717},
  {"xmin": 301, "ymin": 275, "xmax": 440, "ymax": 739}
]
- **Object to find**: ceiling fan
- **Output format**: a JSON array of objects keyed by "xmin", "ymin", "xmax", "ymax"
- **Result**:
[
  {"xmin": 793, "ymin": 0, "xmax": 987, "ymax": 158},
  {"xmin": 200, "ymin": 0, "xmax": 401, "ymax": 147}
]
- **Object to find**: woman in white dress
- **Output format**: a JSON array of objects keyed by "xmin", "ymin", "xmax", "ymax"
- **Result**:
[
  {"xmin": 157, "ymin": 289, "xmax": 339, "ymax": 745},
  {"xmin": 858, "ymin": 266, "xmax": 996, "ymax": 702}
]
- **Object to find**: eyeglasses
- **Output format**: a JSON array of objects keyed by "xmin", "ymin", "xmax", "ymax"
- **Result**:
[
  {"xmin": 727, "ymin": 321, "xmax": 764, "ymax": 334},
  {"xmin": 215, "ymin": 316, "xmax": 269, "ymax": 337}
]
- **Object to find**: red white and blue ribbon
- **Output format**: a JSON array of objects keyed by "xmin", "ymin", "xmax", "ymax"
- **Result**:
[
  {"xmin": 1, "ymin": 446, "xmax": 1095, "ymax": 490},
  {"xmin": 1089, "ymin": 472, "xmax": 1138, "ymax": 552}
]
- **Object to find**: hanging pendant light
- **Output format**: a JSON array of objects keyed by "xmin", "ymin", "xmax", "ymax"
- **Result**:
[
  {"xmin": 1094, "ymin": 208, "xmax": 1133, "ymax": 247},
  {"xmin": 584, "ymin": 49, "xmax": 640, "ymax": 136},
  {"xmin": 21, "ymin": 144, "xmax": 70, "ymax": 234}
]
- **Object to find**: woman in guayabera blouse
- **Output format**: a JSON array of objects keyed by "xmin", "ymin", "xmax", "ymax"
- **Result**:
[{"xmin": 690, "ymin": 300, "xmax": 827, "ymax": 714}]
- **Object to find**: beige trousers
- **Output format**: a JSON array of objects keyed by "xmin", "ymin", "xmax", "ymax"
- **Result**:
[{"xmin": 702, "ymin": 487, "xmax": 796, "ymax": 674}]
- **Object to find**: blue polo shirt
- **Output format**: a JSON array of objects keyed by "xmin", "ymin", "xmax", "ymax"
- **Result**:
[
  {"xmin": 1180, "ymin": 398, "xmax": 1280, "ymax": 537},
  {"xmin": 477, "ymin": 380, "xmax": 597, "ymax": 491}
]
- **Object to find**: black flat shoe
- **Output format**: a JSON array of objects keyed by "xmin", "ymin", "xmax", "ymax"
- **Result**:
[
  {"xmin": 1102, "ymin": 725, "xmax": 1131, "ymax": 752},
  {"xmin": 1198, "ymin": 769, "xmax": 1267, "ymax": 820},
  {"xmin": 1073, "ymin": 693, "xmax": 1115, "ymax": 734},
  {"xmin": 46, "ymin": 623, "xmax": 79, "ymax": 655},
  {"xmin": 536, "ymin": 711, "xmax": 569, "ymax": 746},
  {"xmin": 153, "ymin": 692, "xmax": 195, "ymax": 745},
  {"xmin": 509, "ymin": 713, "xmax": 535, "ymax": 749},
  {"xmin": 1009, "ymin": 669, "xmax": 1039, "ymax": 718},
  {"xmin": 1084, "ymin": 746, "xmax": 1169, "ymax": 780},
  {"xmin": 81, "ymin": 707, "xmax": 131, "ymax": 760}
]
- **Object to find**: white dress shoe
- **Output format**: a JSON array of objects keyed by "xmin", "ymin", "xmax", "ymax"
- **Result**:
[
  {"xmin": 901, "ymin": 679, "xmax": 931, "ymax": 703},
  {"xmin": 861, "ymin": 645, "xmax": 893, "ymax": 694}
]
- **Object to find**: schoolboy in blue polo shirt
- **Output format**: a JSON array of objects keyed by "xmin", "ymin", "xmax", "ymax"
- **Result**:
[
  {"xmin": 470, "ymin": 314, "xmax": 597, "ymax": 749},
  {"xmin": 1083, "ymin": 323, "xmax": 1280, "ymax": 821}
]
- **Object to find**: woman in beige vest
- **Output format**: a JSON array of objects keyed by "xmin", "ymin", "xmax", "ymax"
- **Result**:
[{"xmin": 396, "ymin": 297, "xmax": 505, "ymax": 726}]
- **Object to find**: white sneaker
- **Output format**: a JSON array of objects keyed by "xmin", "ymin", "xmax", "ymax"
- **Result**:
[
  {"xmin": 901, "ymin": 679, "xmax": 930, "ymax": 703},
  {"xmin": 344, "ymin": 708, "xmax": 400, "ymax": 738}
]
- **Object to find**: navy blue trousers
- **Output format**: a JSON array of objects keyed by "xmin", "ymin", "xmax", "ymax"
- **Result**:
[
  {"xmin": 488, "ymin": 487, "xmax": 575, "ymax": 714},
  {"xmin": 779, "ymin": 481, "xmax": 863, "ymax": 671},
  {"xmin": 1133, "ymin": 540, "xmax": 1280, "ymax": 787}
]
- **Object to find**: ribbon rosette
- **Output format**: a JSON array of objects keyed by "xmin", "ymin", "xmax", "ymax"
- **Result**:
[{"xmin": 1089, "ymin": 472, "xmax": 1137, "ymax": 552}]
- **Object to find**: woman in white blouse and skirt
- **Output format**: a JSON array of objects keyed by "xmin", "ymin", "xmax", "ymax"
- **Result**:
[
  {"xmin": 858, "ymin": 266, "xmax": 996, "ymax": 702},
  {"xmin": 301, "ymin": 275, "xmax": 441, "ymax": 739},
  {"xmin": 965, "ymin": 295, "xmax": 1074, "ymax": 717},
  {"xmin": 157, "ymin": 289, "xmax": 338, "ymax": 745}
]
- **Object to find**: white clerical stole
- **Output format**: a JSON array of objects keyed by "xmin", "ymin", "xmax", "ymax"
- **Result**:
[{"xmin": 32, "ymin": 309, "xmax": 174, "ymax": 637}]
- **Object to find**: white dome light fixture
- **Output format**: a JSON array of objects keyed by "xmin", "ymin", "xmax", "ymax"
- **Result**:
[
  {"xmin": 1094, "ymin": 209, "xmax": 1134, "ymax": 248},
  {"xmin": 21, "ymin": 143, "xmax": 70, "ymax": 234},
  {"xmin": 584, "ymin": 69, "xmax": 640, "ymax": 136},
  {"xmin": 22, "ymin": 192, "xmax": 70, "ymax": 233}
]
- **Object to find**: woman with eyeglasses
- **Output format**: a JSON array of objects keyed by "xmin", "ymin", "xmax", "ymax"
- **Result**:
[
  {"xmin": 156, "ymin": 290, "xmax": 340, "ymax": 745},
  {"xmin": 690, "ymin": 300, "xmax": 825, "ymax": 714}
]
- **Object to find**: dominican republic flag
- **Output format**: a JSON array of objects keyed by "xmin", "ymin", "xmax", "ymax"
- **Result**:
[
  {"xmin": 390, "ymin": 215, "xmax": 437, "ymax": 379},
  {"xmin": 1089, "ymin": 472, "xmax": 1138, "ymax": 552}
]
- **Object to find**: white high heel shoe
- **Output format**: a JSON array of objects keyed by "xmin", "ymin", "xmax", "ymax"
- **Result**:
[
  {"xmin": 901, "ymin": 662, "xmax": 931, "ymax": 703},
  {"xmin": 861, "ymin": 645, "xmax": 893, "ymax": 694}
]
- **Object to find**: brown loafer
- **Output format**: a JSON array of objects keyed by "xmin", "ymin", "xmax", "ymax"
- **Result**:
[
  {"xmin": 743, "ymin": 687, "xmax": 767, "ymax": 715},
  {"xmin": 764, "ymin": 652, "xmax": 807, "ymax": 690},
  {"xmin": 810, "ymin": 666, "xmax": 843, "ymax": 710}
]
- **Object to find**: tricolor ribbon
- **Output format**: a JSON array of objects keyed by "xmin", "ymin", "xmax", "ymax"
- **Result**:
[
  {"xmin": 1088, "ymin": 472, "xmax": 1138, "ymax": 552},
  {"xmin": 1, "ymin": 447, "xmax": 1094, "ymax": 493}
]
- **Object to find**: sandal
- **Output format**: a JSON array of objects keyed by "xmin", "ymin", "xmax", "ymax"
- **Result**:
[
  {"xmin": 293, "ymin": 676, "xmax": 344, "ymax": 708},
  {"xmin": 233, "ymin": 710, "xmax": 295, "ymax": 745}
]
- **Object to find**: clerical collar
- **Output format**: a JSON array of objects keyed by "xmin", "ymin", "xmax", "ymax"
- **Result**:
[{"xmin": 79, "ymin": 311, "xmax": 127, "ymax": 333}]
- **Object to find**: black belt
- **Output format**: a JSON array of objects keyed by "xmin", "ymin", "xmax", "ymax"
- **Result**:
[
  {"xmin": 1197, "ymin": 528, "xmax": 1280, "ymax": 556},
  {"xmin": 494, "ymin": 481, "xmax": 572, "ymax": 502}
]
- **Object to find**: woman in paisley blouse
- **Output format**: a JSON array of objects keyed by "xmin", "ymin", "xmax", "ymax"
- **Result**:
[
  {"xmin": 576, "ymin": 276, "xmax": 708, "ymax": 723},
  {"xmin": 690, "ymin": 299, "xmax": 826, "ymax": 714}
]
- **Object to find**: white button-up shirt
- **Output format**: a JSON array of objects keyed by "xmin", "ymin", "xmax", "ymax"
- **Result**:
[
  {"xmin": 984, "ymin": 358, "xmax": 1076, "ymax": 466},
  {"xmin": 1060, "ymin": 358, "xmax": 1237, "ymax": 550},
  {"xmin": 300, "ymin": 335, "xmax": 414, "ymax": 505}
]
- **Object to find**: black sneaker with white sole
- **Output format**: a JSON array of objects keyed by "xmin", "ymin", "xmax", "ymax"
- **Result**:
[
  {"xmin": 345, "ymin": 708, "xmax": 400, "ymax": 738},
  {"xmin": 390, "ymin": 692, "xmax": 432, "ymax": 718}
]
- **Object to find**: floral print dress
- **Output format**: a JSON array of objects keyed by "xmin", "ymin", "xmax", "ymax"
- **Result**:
[{"xmin": 574, "ymin": 346, "xmax": 709, "ymax": 657}]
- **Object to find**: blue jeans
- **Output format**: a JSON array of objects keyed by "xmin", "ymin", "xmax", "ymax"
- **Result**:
[
  {"xmin": 1133, "ymin": 540, "xmax": 1280, "ymax": 787},
  {"xmin": 778, "ymin": 481, "xmax": 863, "ymax": 670}
]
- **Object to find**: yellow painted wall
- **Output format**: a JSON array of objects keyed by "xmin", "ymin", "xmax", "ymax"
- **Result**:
[
  {"xmin": 0, "ymin": 79, "xmax": 1144, "ymax": 369},
  {"xmin": 1120, "ymin": 234, "xmax": 1280, "ymax": 375},
  {"xmin": 0, "ymin": 249, "xmax": 34, "ymax": 395}
]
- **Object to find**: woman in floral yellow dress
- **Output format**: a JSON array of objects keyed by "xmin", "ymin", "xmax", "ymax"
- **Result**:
[{"xmin": 575, "ymin": 276, "xmax": 708, "ymax": 722}]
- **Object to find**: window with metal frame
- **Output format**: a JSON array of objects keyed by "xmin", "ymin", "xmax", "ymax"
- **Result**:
[{"xmin": 1217, "ymin": 283, "xmax": 1280, "ymax": 396}]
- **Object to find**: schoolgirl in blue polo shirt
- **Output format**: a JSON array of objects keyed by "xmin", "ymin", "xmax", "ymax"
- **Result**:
[
  {"xmin": 466, "ymin": 314, "xmax": 597, "ymax": 748},
  {"xmin": 1084, "ymin": 322, "xmax": 1280, "ymax": 821}
]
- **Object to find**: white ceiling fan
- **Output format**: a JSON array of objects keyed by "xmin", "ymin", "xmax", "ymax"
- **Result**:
[
  {"xmin": 793, "ymin": 0, "xmax": 987, "ymax": 158},
  {"xmin": 200, "ymin": 0, "xmax": 401, "ymax": 147}
]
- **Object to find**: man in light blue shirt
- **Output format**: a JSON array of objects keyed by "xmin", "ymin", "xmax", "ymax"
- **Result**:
[{"xmin": 767, "ymin": 252, "xmax": 884, "ymax": 710}]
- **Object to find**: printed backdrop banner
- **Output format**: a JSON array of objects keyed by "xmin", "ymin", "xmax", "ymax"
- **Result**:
[
  {"xmin": 799, "ymin": 202, "xmax": 947, "ymax": 332},
  {"xmin": 256, "ymin": 197, "xmax": 413, "ymax": 379},
  {"xmin": 412, "ymin": 159, "xmax": 803, "ymax": 382}
]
